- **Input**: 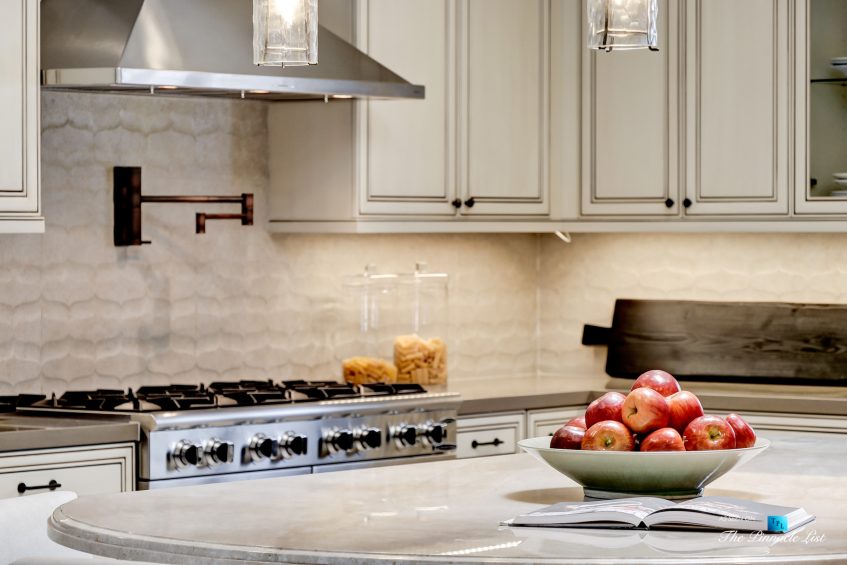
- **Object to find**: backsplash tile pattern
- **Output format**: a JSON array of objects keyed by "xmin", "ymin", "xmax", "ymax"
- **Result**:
[
  {"xmin": 537, "ymin": 233, "xmax": 847, "ymax": 377},
  {"xmin": 0, "ymin": 92, "xmax": 538, "ymax": 394},
  {"xmin": 5, "ymin": 92, "xmax": 847, "ymax": 394}
]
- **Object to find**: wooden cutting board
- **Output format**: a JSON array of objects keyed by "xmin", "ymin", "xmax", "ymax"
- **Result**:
[{"xmin": 582, "ymin": 299, "xmax": 847, "ymax": 384}]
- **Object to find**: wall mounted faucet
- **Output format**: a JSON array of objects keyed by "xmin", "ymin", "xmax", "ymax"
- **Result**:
[{"xmin": 113, "ymin": 166, "xmax": 253, "ymax": 246}]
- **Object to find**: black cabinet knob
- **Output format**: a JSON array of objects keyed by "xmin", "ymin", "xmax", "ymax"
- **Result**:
[
  {"xmin": 464, "ymin": 197, "xmax": 475, "ymax": 208},
  {"xmin": 451, "ymin": 198, "xmax": 462, "ymax": 209},
  {"xmin": 664, "ymin": 198, "xmax": 675, "ymax": 208},
  {"xmin": 682, "ymin": 198, "xmax": 692, "ymax": 209}
]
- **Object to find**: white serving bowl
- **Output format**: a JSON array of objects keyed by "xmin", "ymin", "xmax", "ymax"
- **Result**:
[{"xmin": 519, "ymin": 436, "xmax": 769, "ymax": 500}]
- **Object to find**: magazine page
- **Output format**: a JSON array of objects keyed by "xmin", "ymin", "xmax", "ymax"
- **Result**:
[{"xmin": 508, "ymin": 497, "xmax": 675, "ymax": 528}]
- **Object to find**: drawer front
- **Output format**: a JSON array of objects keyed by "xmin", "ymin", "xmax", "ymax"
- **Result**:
[
  {"xmin": 0, "ymin": 443, "xmax": 134, "ymax": 499},
  {"xmin": 527, "ymin": 407, "xmax": 585, "ymax": 438},
  {"xmin": 456, "ymin": 413, "xmax": 525, "ymax": 459},
  {"xmin": 0, "ymin": 461, "xmax": 123, "ymax": 498}
]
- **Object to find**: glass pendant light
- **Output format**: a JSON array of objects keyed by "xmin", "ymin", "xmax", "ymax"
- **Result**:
[
  {"xmin": 253, "ymin": 0, "xmax": 318, "ymax": 66},
  {"xmin": 587, "ymin": 0, "xmax": 658, "ymax": 52}
]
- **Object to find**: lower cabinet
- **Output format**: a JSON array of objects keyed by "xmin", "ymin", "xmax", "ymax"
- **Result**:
[
  {"xmin": 526, "ymin": 407, "xmax": 584, "ymax": 437},
  {"xmin": 457, "ymin": 407, "xmax": 588, "ymax": 459},
  {"xmin": 0, "ymin": 443, "xmax": 135, "ymax": 499},
  {"xmin": 456, "ymin": 413, "xmax": 525, "ymax": 459}
]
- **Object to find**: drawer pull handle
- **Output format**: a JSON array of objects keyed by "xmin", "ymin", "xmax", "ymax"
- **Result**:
[
  {"xmin": 17, "ymin": 480, "xmax": 62, "ymax": 494},
  {"xmin": 471, "ymin": 438, "xmax": 503, "ymax": 449}
]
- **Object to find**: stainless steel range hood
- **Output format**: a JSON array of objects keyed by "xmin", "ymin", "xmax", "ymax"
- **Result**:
[{"xmin": 41, "ymin": 0, "xmax": 424, "ymax": 101}]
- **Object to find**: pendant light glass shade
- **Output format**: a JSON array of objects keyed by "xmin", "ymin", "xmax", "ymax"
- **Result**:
[
  {"xmin": 587, "ymin": 0, "xmax": 658, "ymax": 52},
  {"xmin": 253, "ymin": 0, "xmax": 318, "ymax": 66}
]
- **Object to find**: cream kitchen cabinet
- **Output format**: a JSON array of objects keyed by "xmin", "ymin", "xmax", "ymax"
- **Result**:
[
  {"xmin": 526, "ymin": 406, "xmax": 584, "ymax": 437},
  {"xmin": 0, "ymin": 443, "xmax": 134, "ymax": 499},
  {"xmin": 794, "ymin": 0, "xmax": 847, "ymax": 215},
  {"xmin": 269, "ymin": 0, "xmax": 562, "ymax": 230},
  {"xmin": 682, "ymin": 0, "xmax": 791, "ymax": 216},
  {"xmin": 0, "ymin": 0, "xmax": 43, "ymax": 233},
  {"xmin": 358, "ymin": 0, "xmax": 551, "ymax": 218},
  {"xmin": 355, "ymin": 0, "xmax": 458, "ymax": 216},
  {"xmin": 580, "ymin": 0, "xmax": 792, "ymax": 219},
  {"xmin": 455, "ymin": 412, "xmax": 525, "ymax": 459},
  {"xmin": 581, "ymin": 0, "xmax": 681, "ymax": 217}
]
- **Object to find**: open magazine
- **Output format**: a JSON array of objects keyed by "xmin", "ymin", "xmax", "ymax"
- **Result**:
[{"xmin": 504, "ymin": 497, "xmax": 814, "ymax": 533}]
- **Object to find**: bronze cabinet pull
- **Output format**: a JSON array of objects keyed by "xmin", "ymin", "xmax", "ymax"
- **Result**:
[{"xmin": 17, "ymin": 479, "xmax": 62, "ymax": 494}]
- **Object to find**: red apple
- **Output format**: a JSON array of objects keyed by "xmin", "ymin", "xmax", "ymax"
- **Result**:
[
  {"xmin": 564, "ymin": 416, "xmax": 587, "ymax": 430},
  {"xmin": 667, "ymin": 391, "xmax": 705, "ymax": 433},
  {"xmin": 639, "ymin": 427, "xmax": 685, "ymax": 451},
  {"xmin": 683, "ymin": 415, "xmax": 737, "ymax": 450},
  {"xmin": 725, "ymin": 413, "xmax": 756, "ymax": 448},
  {"xmin": 550, "ymin": 425, "xmax": 585, "ymax": 450},
  {"xmin": 581, "ymin": 421, "xmax": 635, "ymax": 451},
  {"xmin": 631, "ymin": 369, "xmax": 682, "ymax": 397},
  {"xmin": 584, "ymin": 392, "xmax": 626, "ymax": 429},
  {"xmin": 621, "ymin": 388, "xmax": 670, "ymax": 434}
]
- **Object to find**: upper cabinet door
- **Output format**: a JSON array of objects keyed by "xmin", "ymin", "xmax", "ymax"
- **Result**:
[
  {"xmin": 457, "ymin": 0, "xmax": 551, "ymax": 216},
  {"xmin": 0, "ymin": 0, "xmax": 42, "ymax": 229},
  {"xmin": 684, "ymin": 0, "xmax": 790, "ymax": 216},
  {"xmin": 794, "ymin": 0, "xmax": 847, "ymax": 215},
  {"xmin": 356, "ymin": 0, "xmax": 458, "ymax": 216},
  {"xmin": 581, "ymin": 0, "xmax": 681, "ymax": 217}
]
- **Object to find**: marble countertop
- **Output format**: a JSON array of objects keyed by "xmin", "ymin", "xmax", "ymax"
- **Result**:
[
  {"xmin": 49, "ymin": 429, "xmax": 846, "ymax": 564},
  {"xmin": 448, "ymin": 375, "xmax": 847, "ymax": 416},
  {"xmin": 0, "ymin": 414, "xmax": 139, "ymax": 452}
]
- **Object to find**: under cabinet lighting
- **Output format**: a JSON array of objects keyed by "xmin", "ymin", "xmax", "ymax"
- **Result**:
[
  {"xmin": 587, "ymin": 0, "xmax": 658, "ymax": 52},
  {"xmin": 253, "ymin": 0, "xmax": 318, "ymax": 66}
]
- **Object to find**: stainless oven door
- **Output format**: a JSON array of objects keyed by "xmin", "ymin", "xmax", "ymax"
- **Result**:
[{"xmin": 138, "ymin": 466, "xmax": 312, "ymax": 489}]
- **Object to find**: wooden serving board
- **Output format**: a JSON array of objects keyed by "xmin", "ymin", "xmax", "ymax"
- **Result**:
[{"xmin": 583, "ymin": 299, "xmax": 847, "ymax": 384}]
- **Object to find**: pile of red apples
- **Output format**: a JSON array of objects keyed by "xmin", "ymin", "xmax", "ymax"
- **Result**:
[{"xmin": 551, "ymin": 370, "xmax": 757, "ymax": 452}]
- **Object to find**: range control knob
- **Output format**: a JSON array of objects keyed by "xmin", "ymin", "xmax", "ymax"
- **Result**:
[
  {"xmin": 328, "ymin": 430, "xmax": 354, "ymax": 452},
  {"xmin": 205, "ymin": 438, "xmax": 235, "ymax": 465},
  {"xmin": 172, "ymin": 440, "xmax": 201, "ymax": 469},
  {"xmin": 394, "ymin": 425, "xmax": 417, "ymax": 447},
  {"xmin": 357, "ymin": 427, "xmax": 382, "ymax": 450},
  {"xmin": 279, "ymin": 433, "xmax": 308, "ymax": 457},
  {"xmin": 424, "ymin": 423, "xmax": 448, "ymax": 444},
  {"xmin": 249, "ymin": 433, "xmax": 278, "ymax": 461}
]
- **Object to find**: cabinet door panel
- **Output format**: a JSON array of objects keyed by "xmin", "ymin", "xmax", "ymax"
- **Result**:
[
  {"xmin": 460, "ymin": 0, "xmax": 550, "ymax": 216},
  {"xmin": 0, "ymin": 0, "xmax": 40, "ymax": 221},
  {"xmin": 685, "ymin": 0, "xmax": 790, "ymax": 215},
  {"xmin": 581, "ymin": 0, "xmax": 680, "ymax": 216},
  {"xmin": 0, "ymin": 0, "xmax": 25, "ymax": 196},
  {"xmin": 357, "ymin": 0, "xmax": 457, "ymax": 215}
]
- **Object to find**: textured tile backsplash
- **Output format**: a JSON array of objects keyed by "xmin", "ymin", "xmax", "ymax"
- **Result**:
[
  {"xmin": 538, "ymin": 232, "xmax": 847, "ymax": 377},
  {"xmin": 5, "ymin": 92, "xmax": 847, "ymax": 394},
  {"xmin": 0, "ymin": 92, "xmax": 538, "ymax": 394}
]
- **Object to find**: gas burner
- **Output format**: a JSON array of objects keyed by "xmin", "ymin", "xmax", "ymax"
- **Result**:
[
  {"xmin": 0, "ymin": 394, "xmax": 46, "ymax": 413},
  {"xmin": 207, "ymin": 380, "xmax": 291, "ymax": 406},
  {"xmin": 357, "ymin": 383, "xmax": 427, "ymax": 397},
  {"xmin": 284, "ymin": 382, "xmax": 361, "ymax": 401}
]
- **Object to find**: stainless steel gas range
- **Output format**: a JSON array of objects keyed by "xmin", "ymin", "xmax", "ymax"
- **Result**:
[{"xmin": 21, "ymin": 381, "xmax": 460, "ymax": 489}]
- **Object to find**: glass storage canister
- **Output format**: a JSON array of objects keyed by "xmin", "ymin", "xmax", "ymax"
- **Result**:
[
  {"xmin": 339, "ymin": 265, "xmax": 401, "ymax": 385},
  {"xmin": 394, "ymin": 263, "xmax": 449, "ymax": 387}
]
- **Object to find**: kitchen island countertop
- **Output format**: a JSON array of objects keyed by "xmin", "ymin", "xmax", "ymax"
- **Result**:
[{"xmin": 49, "ymin": 429, "xmax": 846, "ymax": 564}]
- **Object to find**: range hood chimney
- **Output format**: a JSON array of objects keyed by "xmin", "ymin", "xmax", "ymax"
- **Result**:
[{"xmin": 41, "ymin": 0, "xmax": 425, "ymax": 101}]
